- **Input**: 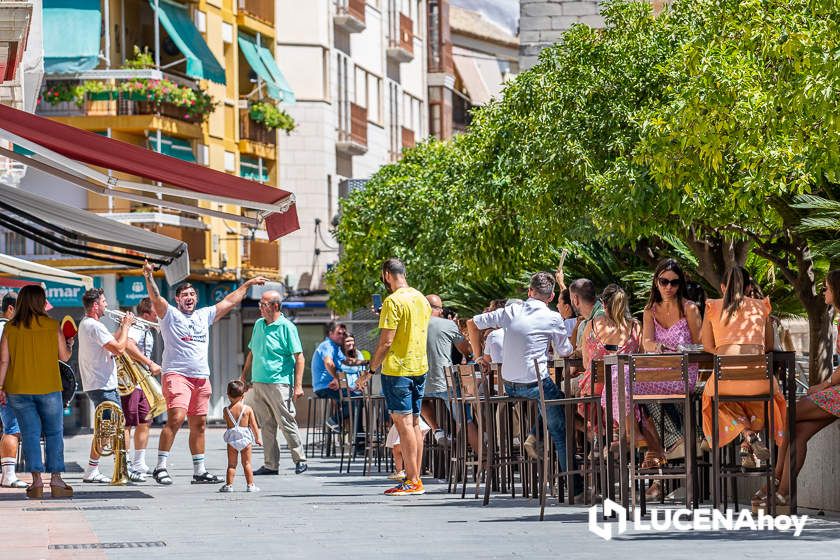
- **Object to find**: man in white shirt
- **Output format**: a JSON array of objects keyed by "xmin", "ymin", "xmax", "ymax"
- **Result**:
[
  {"xmin": 78, "ymin": 288, "xmax": 135, "ymax": 483},
  {"xmin": 120, "ymin": 297, "xmax": 162, "ymax": 479},
  {"xmin": 143, "ymin": 261, "xmax": 266, "ymax": 485},
  {"xmin": 467, "ymin": 273, "xmax": 574, "ymax": 472}
]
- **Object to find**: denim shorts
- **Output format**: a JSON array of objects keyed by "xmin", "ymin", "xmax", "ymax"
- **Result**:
[
  {"xmin": 0, "ymin": 402, "xmax": 21, "ymax": 435},
  {"xmin": 381, "ymin": 373, "xmax": 426, "ymax": 416},
  {"xmin": 87, "ymin": 388, "xmax": 121, "ymax": 409}
]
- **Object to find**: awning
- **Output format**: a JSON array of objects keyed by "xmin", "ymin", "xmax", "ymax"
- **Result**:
[
  {"xmin": 238, "ymin": 34, "xmax": 295, "ymax": 104},
  {"xmin": 150, "ymin": 0, "xmax": 226, "ymax": 85},
  {"xmin": 452, "ymin": 47, "xmax": 504, "ymax": 106},
  {"xmin": 0, "ymin": 181, "xmax": 190, "ymax": 284},
  {"xmin": 0, "ymin": 254, "xmax": 94, "ymax": 289},
  {"xmin": 0, "ymin": 103, "xmax": 299, "ymax": 240},
  {"xmin": 43, "ymin": 0, "xmax": 102, "ymax": 74},
  {"xmin": 150, "ymin": 134, "xmax": 196, "ymax": 163}
]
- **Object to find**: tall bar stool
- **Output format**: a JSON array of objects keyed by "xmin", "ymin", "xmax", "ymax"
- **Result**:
[
  {"xmin": 455, "ymin": 364, "xmax": 485, "ymax": 499},
  {"xmin": 443, "ymin": 364, "xmax": 465, "ymax": 493},
  {"xmin": 305, "ymin": 395, "xmax": 332, "ymax": 459},
  {"xmin": 710, "ymin": 353, "xmax": 780, "ymax": 514},
  {"xmin": 535, "ymin": 358, "xmax": 606, "ymax": 520},
  {"xmin": 480, "ymin": 363, "xmax": 538, "ymax": 504},
  {"xmin": 627, "ymin": 353, "xmax": 695, "ymax": 514},
  {"xmin": 335, "ymin": 371, "xmax": 365, "ymax": 474}
]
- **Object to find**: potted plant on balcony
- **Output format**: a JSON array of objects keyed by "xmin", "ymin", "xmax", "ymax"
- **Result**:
[{"xmin": 249, "ymin": 101, "xmax": 296, "ymax": 134}]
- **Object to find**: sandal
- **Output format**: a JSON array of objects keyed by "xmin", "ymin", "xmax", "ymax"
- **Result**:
[
  {"xmin": 25, "ymin": 484, "xmax": 44, "ymax": 499},
  {"xmin": 756, "ymin": 492, "xmax": 791, "ymax": 515},
  {"xmin": 645, "ymin": 481, "xmax": 663, "ymax": 502},
  {"xmin": 740, "ymin": 443, "xmax": 756, "ymax": 469},
  {"xmin": 191, "ymin": 471, "xmax": 223, "ymax": 484},
  {"xmin": 152, "ymin": 468, "xmax": 173, "ymax": 485},
  {"xmin": 50, "ymin": 484, "xmax": 74, "ymax": 498},
  {"xmin": 83, "ymin": 472, "xmax": 111, "ymax": 484},
  {"xmin": 641, "ymin": 451, "xmax": 666, "ymax": 470},
  {"xmin": 748, "ymin": 433, "xmax": 771, "ymax": 461}
]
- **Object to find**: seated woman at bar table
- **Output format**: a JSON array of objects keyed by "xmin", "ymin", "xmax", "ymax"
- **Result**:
[
  {"xmin": 700, "ymin": 266, "xmax": 786, "ymax": 468},
  {"xmin": 577, "ymin": 284, "xmax": 640, "ymax": 438},
  {"xmin": 769, "ymin": 270, "xmax": 840, "ymax": 507},
  {"xmin": 638, "ymin": 259, "xmax": 702, "ymax": 499}
]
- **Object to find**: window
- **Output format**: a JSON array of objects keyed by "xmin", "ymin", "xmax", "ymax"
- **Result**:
[
  {"xmin": 354, "ymin": 66, "xmax": 367, "ymax": 108},
  {"xmin": 401, "ymin": 92, "xmax": 422, "ymax": 133},
  {"xmin": 387, "ymin": 79, "xmax": 401, "ymax": 159},
  {"xmin": 368, "ymin": 73, "xmax": 382, "ymax": 124}
]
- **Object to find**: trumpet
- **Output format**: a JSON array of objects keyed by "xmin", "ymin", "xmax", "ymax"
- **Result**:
[
  {"xmin": 106, "ymin": 309, "xmax": 159, "ymax": 331},
  {"xmin": 93, "ymin": 401, "xmax": 129, "ymax": 486}
]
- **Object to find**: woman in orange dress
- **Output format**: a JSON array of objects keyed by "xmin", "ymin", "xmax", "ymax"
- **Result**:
[{"xmin": 701, "ymin": 267, "xmax": 786, "ymax": 468}]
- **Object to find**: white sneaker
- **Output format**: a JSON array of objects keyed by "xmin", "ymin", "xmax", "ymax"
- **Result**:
[
  {"xmin": 133, "ymin": 462, "xmax": 150, "ymax": 475},
  {"xmin": 389, "ymin": 470, "xmax": 406, "ymax": 481},
  {"xmin": 325, "ymin": 418, "xmax": 340, "ymax": 433},
  {"xmin": 219, "ymin": 484, "xmax": 233, "ymax": 493},
  {"xmin": 0, "ymin": 476, "xmax": 27, "ymax": 489},
  {"xmin": 246, "ymin": 484, "xmax": 260, "ymax": 492}
]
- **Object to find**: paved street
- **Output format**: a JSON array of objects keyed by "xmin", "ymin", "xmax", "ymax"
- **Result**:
[{"xmin": 1, "ymin": 427, "xmax": 839, "ymax": 559}]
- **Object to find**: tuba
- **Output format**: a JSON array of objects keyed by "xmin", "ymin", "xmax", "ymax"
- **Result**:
[
  {"xmin": 93, "ymin": 401, "xmax": 129, "ymax": 485},
  {"xmin": 116, "ymin": 354, "xmax": 167, "ymax": 420}
]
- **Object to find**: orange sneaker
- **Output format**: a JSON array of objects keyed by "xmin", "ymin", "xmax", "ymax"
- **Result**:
[{"xmin": 384, "ymin": 479, "xmax": 425, "ymax": 496}]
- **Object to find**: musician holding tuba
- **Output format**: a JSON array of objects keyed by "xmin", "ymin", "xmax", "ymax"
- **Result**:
[
  {"xmin": 118, "ymin": 297, "xmax": 163, "ymax": 481},
  {"xmin": 78, "ymin": 288, "xmax": 135, "ymax": 484}
]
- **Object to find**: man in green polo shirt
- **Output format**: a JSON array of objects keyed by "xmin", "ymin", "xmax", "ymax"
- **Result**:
[{"xmin": 241, "ymin": 290, "xmax": 307, "ymax": 475}]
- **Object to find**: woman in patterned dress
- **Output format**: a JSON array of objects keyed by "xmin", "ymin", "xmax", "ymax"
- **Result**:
[
  {"xmin": 771, "ymin": 270, "xmax": 840, "ymax": 505},
  {"xmin": 638, "ymin": 259, "xmax": 702, "ymax": 499}
]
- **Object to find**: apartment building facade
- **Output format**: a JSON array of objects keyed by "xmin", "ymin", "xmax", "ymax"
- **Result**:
[{"xmin": 276, "ymin": 0, "xmax": 429, "ymax": 288}]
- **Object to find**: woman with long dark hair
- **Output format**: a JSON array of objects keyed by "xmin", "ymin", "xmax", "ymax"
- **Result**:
[
  {"xmin": 767, "ymin": 270, "xmax": 840, "ymax": 508},
  {"xmin": 700, "ymin": 267, "xmax": 786, "ymax": 469},
  {"xmin": 639, "ymin": 259, "xmax": 703, "ymax": 498},
  {"xmin": 0, "ymin": 285, "xmax": 74, "ymax": 498}
]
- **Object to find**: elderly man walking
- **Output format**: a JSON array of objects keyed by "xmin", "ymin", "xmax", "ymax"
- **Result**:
[
  {"xmin": 242, "ymin": 290, "xmax": 308, "ymax": 475},
  {"xmin": 357, "ymin": 258, "xmax": 431, "ymax": 496},
  {"xmin": 467, "ymin": 272, "xmax": 574, "ymax": 475}
]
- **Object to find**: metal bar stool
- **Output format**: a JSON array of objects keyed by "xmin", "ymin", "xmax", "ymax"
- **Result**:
[
  {"xmin": 627, "ymin": 353, "xmax": 695, "ymax": 515},
  {"xmin": 710, "ymin": 353, "xmax": 780, "ymax": 514}
]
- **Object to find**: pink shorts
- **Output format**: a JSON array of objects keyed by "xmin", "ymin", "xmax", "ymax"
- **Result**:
[{"xmin": 162, "ymin": 373, "xmax": 212, "ymax": 417}]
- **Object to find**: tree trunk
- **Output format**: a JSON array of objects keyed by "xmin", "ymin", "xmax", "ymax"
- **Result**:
[{"xmin": 804, "ymin": 297, "xmax": 834, "ymax": 384}]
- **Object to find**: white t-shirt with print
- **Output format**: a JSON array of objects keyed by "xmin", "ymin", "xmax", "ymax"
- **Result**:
[
  {"xmin": 128, "ymin": 324, "xmax": 154, "ymax": 359},
  {"xmin": 78, "ymin": 317, "xmax": 118, "ymax": 391},
  {"xmin": 160, "ymin": 304, "xmax": 217, "ymax": 378}
]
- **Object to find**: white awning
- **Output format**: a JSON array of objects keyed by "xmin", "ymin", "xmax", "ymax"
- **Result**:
[
  {"xmin": 452, "ymin": 46, "xmax": 505, "ymax": 106},
  {"xmin": 0, "ymin": 253, "xmax": 93, "ymax": 289},
  {"xmin": 0, "ymin": 181, "xmax": 189, "ymax": 284}
]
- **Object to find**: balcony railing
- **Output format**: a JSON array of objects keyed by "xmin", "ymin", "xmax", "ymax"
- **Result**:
[
  {"xmin": 387, "ymin": 12, "xmax": 414, "ymax": 63},
  {"xmin": 401, "ymin": 126, "xmax": 415, "ymax": 150},
  {"xmin": 238, "ymin": 0, "xmax": 274, "ymax": 25},
  {"xmin": 239, "ymin": 108, "xmax": 276, "ymax": 145},
  {"xmin": 337, "ymin": 102, "xmax": 368, "ymax": 155},
  {"xmin": 334, "ymin": 0, "xmax": 366, "ymax": 33}
]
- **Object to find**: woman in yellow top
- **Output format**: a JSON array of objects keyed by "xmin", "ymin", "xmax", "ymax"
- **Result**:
[
  {"xmin": 0, "ymin": 285, "xmax": 74, "ymax": 499},
  {"xmin": 701, "ymin": 267, "xmax": 786, "ymax": 468}
]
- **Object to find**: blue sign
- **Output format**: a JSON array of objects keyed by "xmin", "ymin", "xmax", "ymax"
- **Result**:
[{"xmin": 117, "ymin": 276, "xmax": 164, "ymax": 307}]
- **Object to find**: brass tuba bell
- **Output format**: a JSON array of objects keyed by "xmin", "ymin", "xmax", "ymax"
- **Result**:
[
  {"xmin": 116, "ymin": 354, "xmax": 166, "ymax": 420},
  {"xmin": 93, "ymin": 401, "xmax": 129, "ymax": 485}
]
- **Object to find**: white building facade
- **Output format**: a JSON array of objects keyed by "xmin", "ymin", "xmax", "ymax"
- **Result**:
[{"xmin": 277, "ymin": 0, "xmax": 429, "ymax": 287}]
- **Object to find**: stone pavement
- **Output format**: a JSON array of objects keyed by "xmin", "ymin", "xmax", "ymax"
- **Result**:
[{"xmin": 1, "ymin": 427, "xmax": 840, "ymax": 559}]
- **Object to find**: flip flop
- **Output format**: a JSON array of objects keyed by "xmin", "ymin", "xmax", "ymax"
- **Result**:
[
  {"xmin": 152, "ymin": 468, "xmax": 173, "ymax": 485},
  {"xmin": 191, "ymin": 471, "xmax": 223, "ymax": 484}
]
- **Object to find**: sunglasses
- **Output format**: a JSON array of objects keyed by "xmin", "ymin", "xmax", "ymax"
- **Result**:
[{"xmin": 657, "ymin": 277, "xmax": 682, "ymax": 288}]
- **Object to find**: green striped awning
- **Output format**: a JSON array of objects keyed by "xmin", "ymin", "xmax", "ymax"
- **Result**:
[
  {"xmin": 238, "ymin": 34, "xmax": 295, "ymax": 104},
  {"xmin": 149, "ymin": 0, "xmax": 226, "ymax": 85},
  {"xmin": 149, "ymin": 135, "xmax": 196, "ymax": 163},
  {"xmin": 240, "ymin": 156, "xmax": 269, "ymax": 183}
]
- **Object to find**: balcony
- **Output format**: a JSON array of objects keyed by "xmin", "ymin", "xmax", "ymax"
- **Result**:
[
  {"xmin": 239, "ymin": 108, "xmax": 276, "ymax": 146},
  {"xmin": 387, "ymin": 13, "xmax": 414, "ymax": 63},
  {"xmin": 334, "ymin": 0, "xmax": 366, "ymax": 33},
  {"xmin": 238, "ymin": 0, "xmax": 274, "ymax": 25},
  {"xmin": 336, "ymin": 102, "xmax": 368, "ymax": 156},
  {"xmin": 401, "ymin": 126, "xmax": 415, "ymax": 150}
]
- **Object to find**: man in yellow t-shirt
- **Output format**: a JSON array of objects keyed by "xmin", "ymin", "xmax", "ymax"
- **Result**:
[{"xmin": 358, "ymin": 258, "xmax": 431, "ymax": 496}]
